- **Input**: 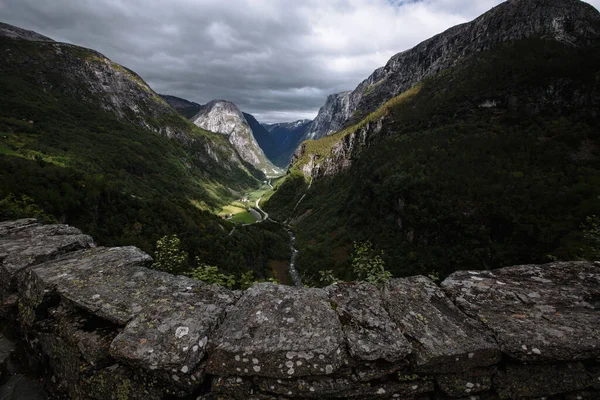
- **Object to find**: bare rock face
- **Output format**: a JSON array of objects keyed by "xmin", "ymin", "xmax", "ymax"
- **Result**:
[
  {"xmin": 206, "ymin": 283, "xmax": 347, "ymax": 379},
  {"xmin": 192, "ymin": 100, "xmax": 281, "ymax": 175},
  {"xmin": 382, "ymin": 276, "xmax": 500, "ymax": 373},
  {"xmin": 304, "ymin": 91, "xmax": 353, "ymax": 140},
  {"xmin": 441, "ymin": 261, "xmax": 600, "ymax": 362},
  {"xmin": 307, "ymin": 0, "xmax": 600, "ymax": 139}
]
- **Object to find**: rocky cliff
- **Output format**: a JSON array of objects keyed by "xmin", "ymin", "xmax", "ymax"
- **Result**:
[
  {"xmin": 307, "ymin": 0, "xmax": 600, "ymax": 139},
  {"xmin": 0, "ymin": 219, "xmax": 599, "ymax": 399},
  {"xmin": 304, "ymin": 91, "xmax": 353, "ymax": 140},
  {"xmin": 192, "ymin": 101, "xmax": 281, "ymax": 176}
]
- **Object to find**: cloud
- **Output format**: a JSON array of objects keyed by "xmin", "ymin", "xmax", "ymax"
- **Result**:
[{"xmin": 1, "ymin": 0, "xmax": 599, "ymax": 122}]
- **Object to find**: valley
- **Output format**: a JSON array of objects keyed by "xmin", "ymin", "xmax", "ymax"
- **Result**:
[{"xmin": 1, "ymin": 0, "xmax": 600, "ymax": 399}]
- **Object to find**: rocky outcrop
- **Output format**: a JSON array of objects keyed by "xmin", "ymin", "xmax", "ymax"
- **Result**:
[
  {"xmin": 192, "ymin": 101, "xmax": 281, "ymax": 175},
  {"xmin": 309, "ymin": 0, "xmax": 600, "ymax": 138},
  {"xmin": 1, "ymin": 218, "xmax": 599, "ymax": 399},
  {"xmin": 293, "ymin": 117, "xmax": 383, "ymax": 179},
  {"xmin": 304, "ymin": 91, "xmax": 353, "ymax": 140}
]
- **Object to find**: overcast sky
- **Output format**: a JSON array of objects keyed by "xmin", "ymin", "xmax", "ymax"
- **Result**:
[{"xmin": 1, "ymin": 0, "xmax": 599, "ymax": 123}]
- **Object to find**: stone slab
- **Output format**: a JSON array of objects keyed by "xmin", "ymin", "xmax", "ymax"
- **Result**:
[
  {"xmin": 441, "ymin": 262, "xmax": 600, "ymax": 362},
  {"xmin": 110, "ymin": 281, "xmax": 237, "ymax": 387},
  {"xmin": 382, "ymin": 276, "xmax": 500, "ymax": 373},
  {"xmin": 20, "ymin": 246, "xmax": 153, "ymax": 325},
  {"xmin": 0, "ymin": 222, "xmax": 94, "ymax": 296},
  {"xmin": 207, "ymin": 283, "xmax": 347, "ymax": 379},
  {"xmin": 326, "ymin": 282, "xmax": 411, "ymax": 364}
]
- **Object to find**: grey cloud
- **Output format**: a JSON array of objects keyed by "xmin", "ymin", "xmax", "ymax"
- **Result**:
[{"xmin": 1, "ymin": 0, "xmax": 598, "ymax": 123}]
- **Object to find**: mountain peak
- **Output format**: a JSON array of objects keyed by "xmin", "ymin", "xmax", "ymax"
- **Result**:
[{"xmin": 191, "ymin": 100, "xmax": 281, "ymax": 175}]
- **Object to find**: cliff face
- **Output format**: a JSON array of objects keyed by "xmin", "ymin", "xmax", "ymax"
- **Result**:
[
  {"xmin": 304, "ymin": 91, "xmax": 353, "ymax": 140},
  {"xmin": 192, "ymin": 100, "xmax": 281, "ymax": 175},
  {"xmin": 0, "ymin": 28, "xmax": 188, "ymax": 141},
  {"xmin": 308, "ymin": 0, "xmax": 600, "ymax": 138},
  {"xmin": 1, "ymin": 219, "xmax": 599, "ymax": 399}
]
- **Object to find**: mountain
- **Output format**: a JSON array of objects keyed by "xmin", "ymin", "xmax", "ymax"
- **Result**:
[
  {"xmin": 191, "ymin": 100, "xmax": 282, "ymax": 176},
  {"xmin": 307, "ymin": 0, "xmax": 600, "ymax": 140},
  {"xmin": 303, "ymin": 91, "xmax": 353, "ymax": 140},
  {"xmin": 263, "ymin": 119, "xmax": 313, "ymax": 167},
  {"xmin": 0, "ymin": 22, "xmax": 290, "ymax": 278},
  {"xmin": 264, "ymin": 0, "xmax": 600, "ymax": 284},
  {"xmin": 159, "ymin": 94, "xmax": 202, "ymax": 119},
  {"xmin": 242, "ymin": 112, "xmax": 280, "ymax": 165}
]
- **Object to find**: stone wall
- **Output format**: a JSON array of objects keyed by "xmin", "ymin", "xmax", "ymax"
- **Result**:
[{"xmin": 0, "ymin": 219, "xmax": 599, "ymax": 399}]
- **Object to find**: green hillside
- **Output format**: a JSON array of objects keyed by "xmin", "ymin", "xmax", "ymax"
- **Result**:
[
  {"xmin": 0, "ymin": 35, "xmax": 288, "ymax": 278},
  {"xmin": 265, "ymin": 38, "xmax": 600, "ymax": 283}
]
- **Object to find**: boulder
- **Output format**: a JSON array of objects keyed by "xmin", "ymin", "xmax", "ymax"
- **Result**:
[
  {"xmin": 207, "ymin": 283, "xmax": 347, "ymax": 379},
  {"xmin": 441, "ymin": 262, "xmax": 600, "ymax": 362},
  {"xmin": 382, "ymin": 276, "xmax": 500, "ymax": 373}
]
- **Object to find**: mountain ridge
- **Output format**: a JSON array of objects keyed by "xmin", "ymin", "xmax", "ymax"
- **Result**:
[{"xmin": 305, "ymin": 0, "xmax": 600, "ymax": 140}]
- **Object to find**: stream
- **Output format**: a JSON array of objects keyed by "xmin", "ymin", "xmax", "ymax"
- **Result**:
[{"xmin": 227, "ymin": 179, "xmax": 306, "ymax": 287}]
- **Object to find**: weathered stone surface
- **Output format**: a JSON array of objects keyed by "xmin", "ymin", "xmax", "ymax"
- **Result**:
[
  {"xmin": 436, "ymin": 367, "xmax": 496, "ymax": 397},
  {"xmin": 0, "ymin": 219, "xmax": 37, "ymax": 238},
  {"xmin": 326, "ymin": 282, "xmax": 411, "ymax": 364},
  {"xmin": 19, "ymin": 246, "xmax": 152, "ymax": 325},
  {"xmin": 0, "ymin": 374, "xmax": 48, "ymax": 400},
  {"xmin": 494, "ymin": 363, "xmax": 592, "ymax": 399},
  {"xmin": 207, "ymin": 283, "xmax": 347, "ymax": 379},
  {"xmin": 382, "ymin": 276, "xmax": 500, "ymax": 373},
  {"xmin": 441, "ymin": 262, "xmax": 600, "ymax": 362},
  {"xmin": 256, "ymin": 375, "xmax": 433, "ymax": 399},
  {"xmin": 212, "ymin": 376, "xmax": 254, "ymax": 399},
  {"xmin": 0, "ymin": 221, "xmax": 94, "ymax": 297},
  {"xmin": 110, "ymin": 281, "xmax": 237, "ymax": 389},
  {"xmin": 353, "ymin": 361, "xmax": 407, "ymax": 382},
  {"xmin": 0, "ymin": 333, "xmax": 15, "ymax": 379}
]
